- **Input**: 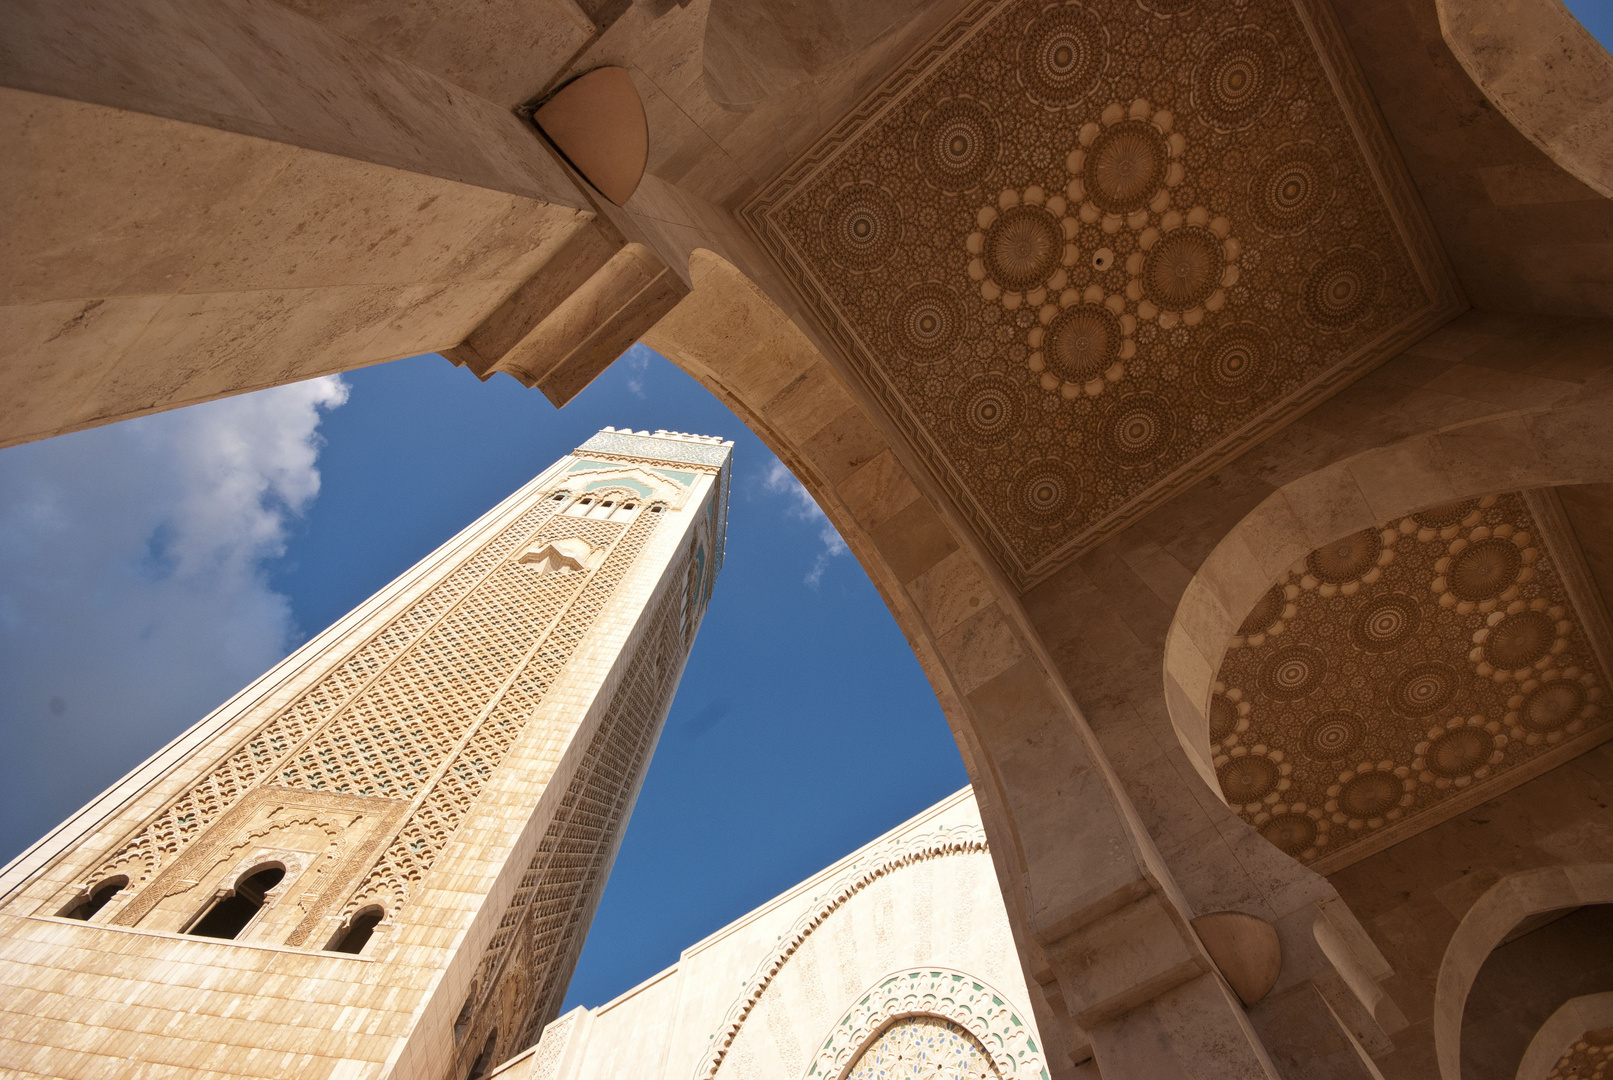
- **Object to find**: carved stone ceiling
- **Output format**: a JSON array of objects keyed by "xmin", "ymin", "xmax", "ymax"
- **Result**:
[
  {"xmin": 1213, "ymin": 493, "xmax": 1611, "ymax": 872},
  {"xmin": 743, "ymin": 0, "xmax": 1458, "ymax": 587}
]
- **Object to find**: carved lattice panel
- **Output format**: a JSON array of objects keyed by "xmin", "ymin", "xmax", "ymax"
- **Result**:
[{"xmin": 451, "ymin": 568, "xmax": 689, "ymax": 1076}]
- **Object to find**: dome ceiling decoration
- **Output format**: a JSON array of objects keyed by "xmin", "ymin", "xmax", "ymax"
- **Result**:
[
  {"xmin": 1211, "ymin": 493, "xmax": 1612, "ymax": 871},
  {"xmin": 742, "ymin": 0, "xmax": 1459, "ymax": 588}
]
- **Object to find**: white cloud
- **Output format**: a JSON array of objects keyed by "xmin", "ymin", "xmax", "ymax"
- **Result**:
[
  {"xmin": 621, "ymin": 343, "xmax": 653, "ymax": 398},
  {"xmin": 0, "ymin": 377, "xmax": 348, "ymax": 860},
  {"xmin": 762, "ymin": 459, "xmax": 847, "ymax": 587}
]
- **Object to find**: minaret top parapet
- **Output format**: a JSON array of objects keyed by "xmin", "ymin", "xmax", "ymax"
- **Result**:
[
  {"xmin": 599, "ymin": 426, "xmax": 732, "ymax": 446},
  {"xmin": 577, "ymin": 427, "xmax": 735, "ymax": 469}
]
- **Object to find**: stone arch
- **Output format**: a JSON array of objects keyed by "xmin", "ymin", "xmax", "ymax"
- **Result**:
[
  {"xmin": 1437, "ymin": 0, "xmax": 1613, "ymax": 200},
  {"xmin": 1517, "ymin": 991, "xmax": 1613, "ymax": 1080},
  {"xmin": 1432, "ymin": 863, "xmax": 1613, "ymax": 1080},
  {"xmin": 803, "ymin": 969, "xmax": 1048, "ymax": 1080},
  {"xmin": 1163, "ymin": 394, "xmax": 1613, "ymax": 793}
]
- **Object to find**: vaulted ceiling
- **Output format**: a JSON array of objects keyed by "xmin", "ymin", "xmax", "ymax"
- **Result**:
[
  {"xmin": 742, "ymin": 0, "xmax": 1459, "ymax": 587},
  {"xmin": 1212, "ymin": 492, "xmax": 1611, "ymax": 871}
]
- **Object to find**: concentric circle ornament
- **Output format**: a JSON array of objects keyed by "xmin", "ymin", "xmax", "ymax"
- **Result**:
[
  {"xmin": 1219, "ymin": 755, "xmax": 1279, "ymax": 804},
  {"xmin": 1350, "ymin": 593, "xmax": 1420, "ymax": 652},
  {"xmin": 1208, "ymin": 693, "xmax": 1239, "ymax": 740},
  {"xmin": 1084, "ymin": 119, "xmax": 1169, "ymax": 214},
  {"xmin": 1306, "ymin": 529, "xmax": 1383, "ymax": 585},
  {"xmin": 1194, "ymin": 322, "xmax": 1273, "ymax": 403},
  {"xmin": 1302, "ymin": 247, "xmax": 1382, "ymax": 331},
  {"xmin": 1447, "ymin": 537, "xmax": 1524, "ymax": 602},
  {"xmin": 1012, "ymin": 460, "xmax": 1080, "ymax": 525},
  {"xmin": 890, "ymin": 282, "xmax": 964, "ymax": 364},
  {"xmin": 1248, "ymin": 142, "xmax": 1333, "ymax": 235},
  {"xmin": 1142, "ymin": 226, "xmax": 1223, "ymax": 311},
  {"xmin": 824, "ymin": 184, "xmax": 900, "ymax": 271},
  {"xmin": 1239, "ymin": 584, "xmax": 1286, "ymax": 637},
  {"xmin": 951, "ymin": 373, "xmax": 1025, "ymax": 447},
  {"xmin": 1483, "ymin": 609, "xmax": 1556, "ymax": 669},
  {"xmin": 1413, "ymin": 499, "xmax": 1480, "ymax": 529},
  {"xmin": 1098, "ymin": 393, "xmax": 1173, "ymax": 465},
  {"xmin": 1193, "ymin": 26, "xmax": 1283, "ymax": 131},
  {"xmin": 1388, "ymin": 661, "xmax": 1459, "ymax": 717},
  {"xmin": 1260, "ymin": 812, "xmax": 1318, "ymax": 856},
  {"xmin": 1338, "ymin": 771, "xmax": 1400, "ymax": 819},
  {"xmin": 1424, "ymin": 728, "xmax": 1491, "ymax": 778},
  {"xmin": 1519, "ymin": 679, "xmax": 1587, "ymax": 733},
  {"xmin": 983, "ymin": 204, "xmax": 1064, "ymax": 293},
  {"xmin": 1044, "ymin": 303, "xmax": 1121, "ymax": 383},
  {"xmin": 1304, "ymin": 712, "xmax": 1362, "ymax": 760},
  {"xmin": 917, "ymin": 97, "xmax": 999, "ymax": 193},
  {"xmin": 1259, "ymin": 644, "xmax": 1326, "ymax": 700},
  {"xmin": 1018, "ymin": 2, "xmax": 1106, "ymax": 108}
]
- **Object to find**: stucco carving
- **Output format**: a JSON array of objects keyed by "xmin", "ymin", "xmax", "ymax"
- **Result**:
[
  {"xmin": 743, "ymin": 0, "xmax": 1457, "ymax": 586},
  {"xmin": 698, "ymin": 824, "xmax": 990, "ymax": 1080},
  {"xmin": 807, "ymin": 971, "xmax": 1046, "ymax": 1080},
  {"xmin": 1211, "ymin": 492, "xmax": 1610, "ymax": 870}
]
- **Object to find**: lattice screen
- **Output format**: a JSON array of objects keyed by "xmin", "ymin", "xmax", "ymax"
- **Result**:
[
  {"xmin": 95, "ymin": 489, "xmax": 664, "ymax": 933},
  {"xmin": 451, "ymin": 566, "xmax": 690, "ymax": 1076}
]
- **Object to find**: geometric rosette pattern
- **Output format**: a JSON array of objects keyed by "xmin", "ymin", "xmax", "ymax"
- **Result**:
[
  {"xmin": 1213, "ymin": 493, "xmax": 1607, "ymax": 866},
  {"xmin": 751, "ymin": 0, "xmax": 1433, "ymax": 584}
]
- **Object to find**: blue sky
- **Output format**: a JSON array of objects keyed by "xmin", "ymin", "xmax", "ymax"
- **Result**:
[{"xmin": 0, "ymin": 347, "xmax": 965, "ymax": 1011}]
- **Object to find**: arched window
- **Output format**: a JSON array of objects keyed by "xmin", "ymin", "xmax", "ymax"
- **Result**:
[
  {"xmin": 59, "ymin": 876, "xmax": 127, "ymax": 921},
  {"xmin": 467, "ymin": 1029, "xmax": 498, "ymax": 1080},
  {"xmin": 186, "ymin": 864, "xmax": 284, "ymax": 940},
  {"xmin": 325, "ymin": 906, "xmax": 383, "ymax": 955}
]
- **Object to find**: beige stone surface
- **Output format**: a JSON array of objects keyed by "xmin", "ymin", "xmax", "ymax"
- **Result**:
[
  {"xmin": 0, "ymin": 89, "xmax": 593, "ymax": 448},
  {"xmin": 506, "ymin": 791, "xmax": 1045, "ymax": 1080}
]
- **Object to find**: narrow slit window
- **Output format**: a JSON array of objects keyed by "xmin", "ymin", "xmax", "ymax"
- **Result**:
[
  {"xmin": 467, "ymin": 1030, "xmax": 498, "ymax": 1079},
  {"xmin": 187, "ymin": 865, "xmax": 284, "ymax": 940}
]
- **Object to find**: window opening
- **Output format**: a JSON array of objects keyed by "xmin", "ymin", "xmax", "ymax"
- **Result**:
[
  {"xmin": 186, "ymin": 865, "xmax": 284, "ymax": 940},
  {"xmin": 59, "ymin": 876, "xmax": 127, "ymax": 920},
  {"xmin": 325, "ymin": 906, "xmax": 383, "ymax": 955},
  {"xmin": 467, "ymin": 1030, "xmax": 498, "ymax": 1079},
  {"xmin": 453, "ymin": 987, "xmax": 477, "ymax": 1045}
]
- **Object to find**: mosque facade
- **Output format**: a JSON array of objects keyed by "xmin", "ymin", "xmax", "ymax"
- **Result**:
[{"xmin": 5, "ymin": 0, "xmax": 1613, "ymax": 1076}]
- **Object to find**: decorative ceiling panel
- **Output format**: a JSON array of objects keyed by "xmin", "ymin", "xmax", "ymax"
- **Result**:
[
  {"xmin": 1212, "ymin": 493, "xmax": 1611, "ymax": 872},
  {"xmin": 742, "ymin": 0, "xmax": 1459, "ymax": 587}
]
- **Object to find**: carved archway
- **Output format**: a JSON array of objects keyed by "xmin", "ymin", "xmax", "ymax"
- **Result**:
[
  {"xmin": 803, "ymin": 969, "xmax": 1048, "ymax": 1080},
  {"xmin": 1433, "ymin": 863, "xmax": 1613, "ymax": 1080},
  {"xmin": 1163, "ymin": 395, "xmax": 1613, "ymax": 797}
]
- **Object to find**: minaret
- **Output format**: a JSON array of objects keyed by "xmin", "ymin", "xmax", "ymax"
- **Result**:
[{"xmin": 0, "ymin": 429, "xmax": 732, "ymax": 1080}]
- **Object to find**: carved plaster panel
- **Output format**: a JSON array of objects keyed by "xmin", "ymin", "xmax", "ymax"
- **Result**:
[
  {"xmin": 699, "ymin": 823, "xmax": 990, "ymax": 1080},
  {"xmin": 91, "ymin": 786, "xmax": 406, "ymax": 944},
  {"xmin": 1212, "ymin": 493, "xmax": 1613, "ymax": 872},
  {"xmin": 743, "ymin": 0, "xmax": 1459, "ymax": 587},
  {"xmin": 812, "ymin": 972, "xmax": 1046, "ymax": 1080}
]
